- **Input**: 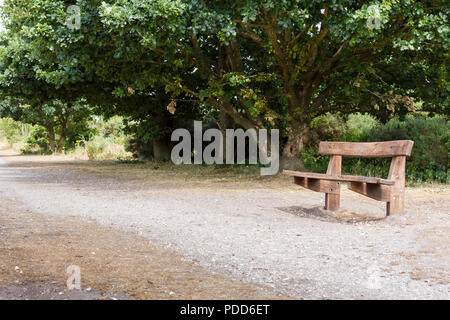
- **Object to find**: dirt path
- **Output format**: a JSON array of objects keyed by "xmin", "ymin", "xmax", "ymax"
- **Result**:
[
  {"xmin": 0, "ymin": 196, "xmax": 284, "ymax": 300},
  {"xmin": 0, "ymin": 150, "xmax": 449, "ymax": 299}
]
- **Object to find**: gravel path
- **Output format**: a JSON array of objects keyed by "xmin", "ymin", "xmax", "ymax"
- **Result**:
[{"xmin": 0, "ymin": 153, "xmax": 449, "ymax": 299}]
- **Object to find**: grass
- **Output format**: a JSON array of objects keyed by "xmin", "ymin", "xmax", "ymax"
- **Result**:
[
  {"xmin": 2, "ymin": 151, "xmax": 287, "ymax": 187},
  {"xmin": 70, "ymin": 160, "xmax": 280, "ymax": 185},
  {"xmin": 2, "ymin": 148, "xmax": 447, "ymax": 189}
]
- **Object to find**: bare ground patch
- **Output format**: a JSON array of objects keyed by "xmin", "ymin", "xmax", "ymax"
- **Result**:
[
  {"xmin": 394, "ymin": 227, "xmax": 450, "ymax": 286},
  {"xmin": 0, "ymin": 199, "xmax": 287, "ymax": 300}
]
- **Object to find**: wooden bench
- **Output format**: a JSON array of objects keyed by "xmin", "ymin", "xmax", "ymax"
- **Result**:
[{"xmin": 283, "ymin": 140, "xmax": 414, "ymax": 216}]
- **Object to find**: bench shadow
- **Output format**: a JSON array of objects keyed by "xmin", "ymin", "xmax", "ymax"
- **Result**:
[{"xmin": 276, "ymin": 206, "xmax": 386, "ymax": 224}]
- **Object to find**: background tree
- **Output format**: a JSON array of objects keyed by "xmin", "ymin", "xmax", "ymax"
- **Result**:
[
  {"xmin": 99, "ymin": 0, "xmax": 448, "ymax": 168},
  {"xmin": 1, "ymin": 0, "xmax": 203, "ymax": 158},
  {"xmin": 1, "ymin": 0, "xmax": 447, "ymax": 165},
  {"xmin": 0, "ymin": 35, "xmax": 94, "ymax": 152}
]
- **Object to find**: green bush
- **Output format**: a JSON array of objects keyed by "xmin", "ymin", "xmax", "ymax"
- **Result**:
[
  {"xmin": 309, "ymin": 113, "xmax": 347, "ymax": 145},
  {"xmin": 361, "ymin": 115, "xmax": 449, "ymax": 183},
  {"xmin": 21, "ymin": 126, "xmax": 52, "ymax": 154},
  {"xmin": 73, "ymin": 117, "xmax": 132, "ymax": 160},
  {"xmin": 0, "ymin": 118, "xmax": 34, "ymax": 145},
  {"xmin": 85, "ymin": 135, "xmax": 107, "ymax": 160},
  {"xmin": 344, "ymin": 113, "xmax": 379, "ymax": 141},
  {"xmin": 301, "ymin": 147, "xmax": 329, "ymax": 173}
]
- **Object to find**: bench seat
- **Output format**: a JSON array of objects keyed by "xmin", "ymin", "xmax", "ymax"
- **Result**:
[{"xmin": 283, "ymin": 170, "xmax": 395, "ymax": 185}]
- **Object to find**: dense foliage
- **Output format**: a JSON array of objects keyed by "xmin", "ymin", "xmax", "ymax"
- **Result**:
[{"xmin": 0, "ymin": 0, "xmax": 448, "ymax": 181}]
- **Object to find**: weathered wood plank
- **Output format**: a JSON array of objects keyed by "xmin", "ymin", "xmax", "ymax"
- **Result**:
[
  {"xmin": 294, "ymin": 177, "xmax": 340, "ymax": 194},
  {"xmin": 386, "ymin": 156, "xmax": 406, "ymax": 215},
  {"xmin": 319, "ymin": 140, "xmax": 414, "ymax": 157},
  {"xmin": 348, "ymin": 182, "xmax": 392, "ymax": 202},
  {"xmin": 324, "ymin": 155, "xmax": 342, "ymax": 211},
  {"xmin": 283, "ymin": 170, "xmax": 395, "ymax": 185}
]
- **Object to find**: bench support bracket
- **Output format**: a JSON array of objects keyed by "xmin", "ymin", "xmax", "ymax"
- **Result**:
[
  {"xmin": 294, "ymin": 177, "xmax": 340, "ymax": 194},
  {"xmin": 348, "ymin": 182, "xmax": 391, "ymax": 202}
]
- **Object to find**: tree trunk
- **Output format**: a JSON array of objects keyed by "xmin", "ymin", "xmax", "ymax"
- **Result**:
[
  {"xmin": 281, "ymin": 123, "xmax": 311, "ymax": 170},
  {"xmin": 219, "ymin": 109, "xmax": 233, "ymax": 162},
  {"xmin": 152, "ymin": 136, "xmax": 170, "ymax": 160},
  {"xmin": 56, "ymin": 116, "xmax": 70, "ymax": 153},
  {"xmin": 151, "ymin": 106, "xmax": 171, "ymax": 160},
  {"xmin": 56, "ymin": 134, "xmax": 66, "ymax": 153},
  {"xmin": 46, "ymin": 126, "xmax": 56, "ymax": 153}
]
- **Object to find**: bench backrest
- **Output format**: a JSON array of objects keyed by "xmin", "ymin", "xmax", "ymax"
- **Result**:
[{"xmin": 319, "ymin": 140, "xmax": 414, "ymax": 158}]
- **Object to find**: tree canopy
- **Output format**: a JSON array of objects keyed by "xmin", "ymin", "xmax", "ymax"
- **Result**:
[{"xmin": 0, "ymin": 0, "xmax": 448, "ymax": 165}]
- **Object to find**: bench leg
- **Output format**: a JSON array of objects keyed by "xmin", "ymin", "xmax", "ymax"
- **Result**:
[
  {"xmin": 386, "ymin": 156, "xmax": 406, "ymax": 216},
  {"xmin": 387, "ymin": 193, "xmax": 405, "ymax": 215},
  {"xmin": 324, "ymin": 155, "xmax": 341, "ymax": 211},
  {"xmin": 325, "ymin": 193, "xmax": 340, "ymax": 211}
]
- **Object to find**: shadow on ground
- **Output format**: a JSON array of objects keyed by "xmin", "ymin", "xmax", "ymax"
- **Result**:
[{"xmin": 277, "ymin": 206, "xmax": 386, "ymax": 224}]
